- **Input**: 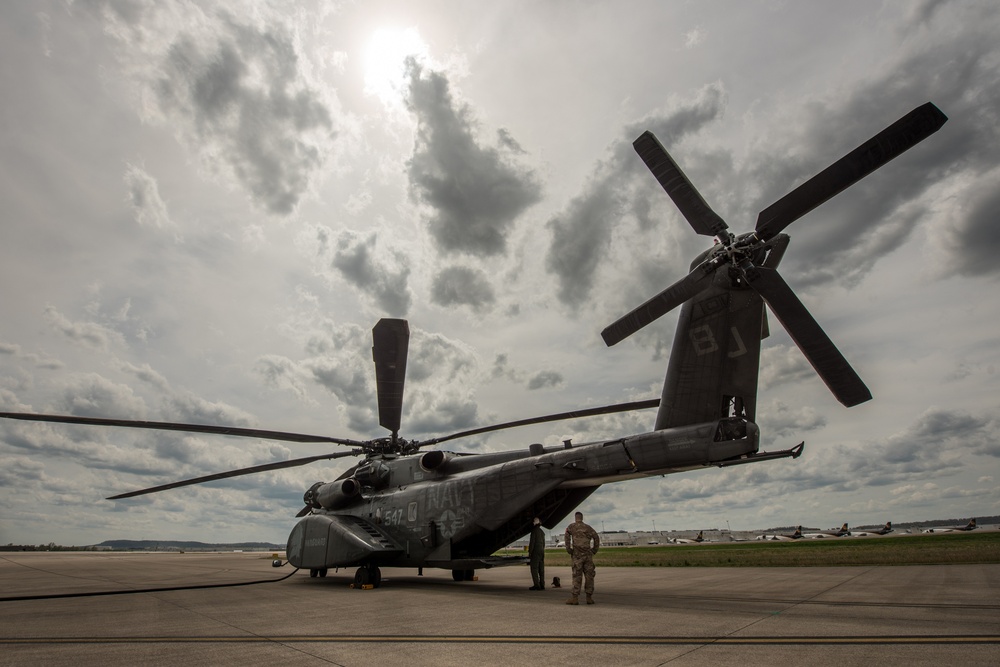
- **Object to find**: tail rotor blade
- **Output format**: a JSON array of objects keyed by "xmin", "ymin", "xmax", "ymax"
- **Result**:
[
  {"xmin": 372, "ymin": 318, "xmax": 409, "ymax": 436},
  {"xmin": 748, "ymin": 267, "xmax": 871, "ymax": 407},
  {"xmin": 634, "ymin": 131, "xmax": 729, "ymax": 238},
  {"xmin": 602, "ymin": 258, "xmax": 720, "ymax": 346},
  {"xmin": 755, "ymin": 102, "xmax": 948, "ymax": 240}
]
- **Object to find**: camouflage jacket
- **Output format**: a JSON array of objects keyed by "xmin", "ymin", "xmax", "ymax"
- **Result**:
[{"xmin": 564, "ymin": 521, "xmax": 600, "ymax": 555}]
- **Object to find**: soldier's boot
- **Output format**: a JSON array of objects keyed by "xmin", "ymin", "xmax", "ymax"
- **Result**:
[
  {"xmin": 586, "ymin": 594, "xmax": 595, "ymax": 605},
  {"xmin": 565, "ymin": 596, "xmax": 579, "ymax": 605}
]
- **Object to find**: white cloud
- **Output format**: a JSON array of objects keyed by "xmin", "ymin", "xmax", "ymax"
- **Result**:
[{"xmin": 124, "ymin": 162, "xmax": 177, "ymax": 234}]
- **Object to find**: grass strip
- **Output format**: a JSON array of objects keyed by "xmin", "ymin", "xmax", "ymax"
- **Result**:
[{"xmin": 526, "ymin": 531, "xmax": 1000, "ymax": 567}]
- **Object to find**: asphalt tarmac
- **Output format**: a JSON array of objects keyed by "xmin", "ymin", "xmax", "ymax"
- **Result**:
[{"xmin": 1, "ymin": 551, "xmax": 997, "ymax": 666}]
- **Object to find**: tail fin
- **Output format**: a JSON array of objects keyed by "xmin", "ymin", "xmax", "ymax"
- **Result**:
[{"xmin": 655, "ymin": 248, "xmax": 769, "ymax": 431}]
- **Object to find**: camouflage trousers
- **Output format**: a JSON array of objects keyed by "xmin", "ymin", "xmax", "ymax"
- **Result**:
[{"xmin": 570, "ymin": 551, "xmax": 595, "ymax": 596}]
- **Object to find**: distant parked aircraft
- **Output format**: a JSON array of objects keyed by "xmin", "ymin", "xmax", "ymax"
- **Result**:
[
  {"xmin": 671, "ymin": 531, "xmax": 704, "ymax": 544},
  {"xmin": 756, "ymin": 527, "xmax": 802, "ymax": 541},
  {"xmin": 802, "ymin": 523, "xmax": 850, "ymax": 538},
  {"xmin": 851, "ymin": 522, "xmax": 893, "ymax": 537},
  {"xmin": 922, "ymin": 519, "xmax": 976, "ymax": 533}
]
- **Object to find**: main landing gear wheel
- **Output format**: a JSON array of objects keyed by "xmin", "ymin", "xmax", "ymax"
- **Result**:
[
  {"xmin": 354, "ymin": 565, "xmax": 382, "ymax": 588},
  {"xmin": 451, "ymin": 568, "xmax": 475, "ymax": 582}
]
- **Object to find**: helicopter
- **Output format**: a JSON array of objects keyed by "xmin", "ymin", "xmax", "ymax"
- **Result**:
[{"xmin": 0, "ymin": 102, "xmax": 946, "ymax": 588}]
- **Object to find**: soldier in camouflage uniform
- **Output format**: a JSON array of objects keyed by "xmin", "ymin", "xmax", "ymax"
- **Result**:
[{"xmin": 564, "ymin": 511, "xmax": 600, "ymax": 605}]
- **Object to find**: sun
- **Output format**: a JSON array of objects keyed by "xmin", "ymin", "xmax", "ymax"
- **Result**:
[{"xmin": 363, "ymin": 27, "xmax": 429, "ymax": 107}]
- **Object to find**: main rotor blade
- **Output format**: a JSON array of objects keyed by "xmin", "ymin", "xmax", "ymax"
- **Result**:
[
  {"xmin": 755, "ymin": 102, "xmax": 948, "ymax": 241},
  {"xmin": 420, "ymin": 398, "xmax": 660, "ymax": 448},
  {"xmin": 0, "ymin": 412, "xmax": 365, "ymax": 447},
  {"xmin": 601, "ymin": 258, "xmax": 720, "ymax": 346},
  {"xmin": 372, "ymin": 318, "xmax": 409, "ymax": 436},
  {"xmin": 748, "ymin": 267, "xmax": 871, "ymax": 407},
  {"xmin": 106, "ymin": 449, "xmax": 360, "ymax": 500},
  {"xmin": 633, "ymin": 131, "xmax": 729, "ymax": 238}
]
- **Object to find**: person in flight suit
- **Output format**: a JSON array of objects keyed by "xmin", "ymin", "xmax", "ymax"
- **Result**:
[
  {"xmin": 528, "ymin": 517, "xmax": 545, "ymax": 590},
  {"xmin": 564, "ymin": 511, "xmax": 600, "ymax": 605}
]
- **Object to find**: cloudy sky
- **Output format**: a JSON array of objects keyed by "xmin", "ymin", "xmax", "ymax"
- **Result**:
[{"xmin": 2, "ymin": 0, "xmax": 998, "ymax": 546}]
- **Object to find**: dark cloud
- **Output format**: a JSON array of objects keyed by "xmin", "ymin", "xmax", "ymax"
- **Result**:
[
  {"xmin": 399, "ymin": 330, "xmax": 481, "ymax": 439},
  {"xmin": 430, "ymin": 265, "xmax": 496, "ymax": 313},
  {"xmin": 309, "ymin": 361, "xmax": 374, "ymax": 412},
  {"xmin": 769, "ymin": 407, "xmax": 996, "ymax": 497},
  {"xmin": 405, "ymin": 59, "xmax": 542, "ymax": 257},
  {"xmin": 404, "ymin": 394, "xmax": 479, "ymax": 439},
  {"xmin": 933, "ymin": 177, "xmax": 1000, "ymax": 278},
  {"xmin": 0, "ymin": 341, "xmax": 63, "ymax": 370},
  {"xmin": 162, "ymin": 392, "xmax": 256, "ymax": 429},
  {"xmin": 882, "ymin": 408, "xmax": 1000, "ymax": 463},
  {"xmin": 253, "ymin": 324, "xmax": 483, "ymax": 439},
  {"xmin": 488, "ymin": 352, "xmax": 567, "ymax": 394},
  {"xmin": 332, "ymin": 231, "xmax": 412, "ymax": 317},
  {"xmin": 254, "ymin": 354, "xmax": 308, "ymax": 400},
  {"xmin": 742, "ymin": 4, "xmax": 1000, "ymax": 287},
  {"xmin": 545, "ymin": 183, "xmax": 620, "ymax": 308},
  {"xmin": 545, "ymin": 83, "xmax": 727, "ymax": 309},
  {"xmin": 549, "ymin": 3, "xmax": 1000, "ymax": 307},
  {"xmin": 491, "ymin": 353, "xmax": 513, "ymax": 381},
  {"xmin": 55, "ymin": 373, "xmax": 147, "ymax": 419},
  {"xmin": 0, "ymin": 410, "xmax": 175, "ymax": 477},
  {"xmin": 0, "ymin": 456, "xmax": 46, "ymax": 486},
  {"xmin": 759, "ymin": 345, "xmax": 817, "ymax": 392},
  {"xmin": 406, "ymin": 331, "xmax": 476, "ymax": 384},
  {"xmin": 756, "ymin": 400, "xmax": 827, "ymax": 439},
  {"xmin": 527, "ymin": 370, "xmax": 563, "ymax": 391},
  {"xmin": 120, "ymin": 362, "xmax": 170, "ymax": 392},
  {"xmin": 107, "ymin": 7, "xmax": 335, "ymax": 215}
]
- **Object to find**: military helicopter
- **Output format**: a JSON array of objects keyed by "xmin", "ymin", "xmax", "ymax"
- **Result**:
[{"xmin": 0, "ymin": 102, "xmax": 946, "ymax": 588}]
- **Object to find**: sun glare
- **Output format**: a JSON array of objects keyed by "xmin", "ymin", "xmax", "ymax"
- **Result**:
[{"xmin": 363, "ymin": 27, "xmax": 429, "ymax": 107}]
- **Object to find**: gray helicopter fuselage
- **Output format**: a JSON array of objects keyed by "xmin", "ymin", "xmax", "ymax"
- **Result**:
[{"xmin": 286, "ymin": 417, "xmax": 760, "ymax": 571}]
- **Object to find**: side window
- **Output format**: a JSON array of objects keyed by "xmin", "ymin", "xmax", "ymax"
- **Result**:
[{"xmin": 408, "ymin": 501, "xmax": 418, "ymax": 523}]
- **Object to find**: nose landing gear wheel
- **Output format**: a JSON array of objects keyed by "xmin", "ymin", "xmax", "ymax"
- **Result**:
[{"xmin": 354, "ymin": 565, "xmax": 382, "ymax": 588}]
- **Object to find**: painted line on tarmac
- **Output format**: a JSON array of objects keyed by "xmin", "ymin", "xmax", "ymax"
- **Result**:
[{"xmin": 2, "ymin": 635, "xmax": 999, "ymax": 645}]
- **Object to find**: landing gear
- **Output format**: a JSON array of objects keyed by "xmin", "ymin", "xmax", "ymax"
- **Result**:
[
  {"xmin": 309, "ymin": 568, "xmax": 328, "ymax": 578},
  {"xmin": 354, "ymin": 565, "xmax": 382, "ymax": 588},
  {"xmin": 451, "ymin": 568, "xmax": 475, "ymax": 582}
]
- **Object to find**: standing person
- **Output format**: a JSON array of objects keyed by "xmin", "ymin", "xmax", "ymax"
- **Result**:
[
  {"xmin": 564, "ymin": 511, "xmax": 600, "ymax": 605},
  {"xmin": 528, "ymin": 517, "xmax": 545, "ymax": 590}
]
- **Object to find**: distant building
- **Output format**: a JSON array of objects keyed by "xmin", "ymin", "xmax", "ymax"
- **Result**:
[{"xmin": 600, "ymin": 531, "xmax": 635, "ymax": 547}]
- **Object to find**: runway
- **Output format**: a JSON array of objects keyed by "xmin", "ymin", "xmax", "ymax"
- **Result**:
[{"xmin": 1, "ymin": 552, "xmax": 998, "ymax": 666}]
